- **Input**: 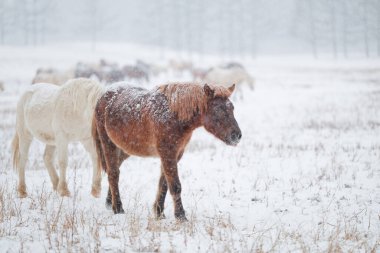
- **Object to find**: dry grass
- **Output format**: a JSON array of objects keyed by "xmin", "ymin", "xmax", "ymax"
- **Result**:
[{"xmin": 0, "ymin": 65, "xmax": 379, "ymax": 252}]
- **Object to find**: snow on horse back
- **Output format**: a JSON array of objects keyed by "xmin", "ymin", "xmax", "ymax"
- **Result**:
[{"xmin": 12, "ymin": 78, "xmax": 104, "ymax": 198}]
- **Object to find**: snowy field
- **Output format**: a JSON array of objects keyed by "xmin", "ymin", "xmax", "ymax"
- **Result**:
[{"xmin": 0, "ymin": 44, "xmax": 379, "ymax": 252}]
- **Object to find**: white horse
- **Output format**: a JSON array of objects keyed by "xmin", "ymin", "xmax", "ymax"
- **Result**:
[
  {"xmin": 204, "ymin": 66, "xmax": 254, "ymax": 99},
  {"xmin": 12, "ymin": 78, "xmax": 104, "ymax": 198}
]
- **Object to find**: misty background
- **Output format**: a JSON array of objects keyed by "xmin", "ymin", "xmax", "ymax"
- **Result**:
[{"xmin": 0, "ymin": 0, "xmax": 379, "ymax": 59}]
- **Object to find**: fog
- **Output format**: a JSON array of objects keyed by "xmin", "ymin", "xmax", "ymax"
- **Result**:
[
  {"xmin": 1, "ymin": 0, "xmax": 379, "ymax": 58},
  {"xmin": 1, "ymin": 1, "xmax": 380, "ymax": 252}
]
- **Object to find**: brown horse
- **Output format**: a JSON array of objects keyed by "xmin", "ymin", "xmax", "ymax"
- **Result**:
[{"xmin": 92, "ymin": 82, "xmax": 242, "ymax": 221}]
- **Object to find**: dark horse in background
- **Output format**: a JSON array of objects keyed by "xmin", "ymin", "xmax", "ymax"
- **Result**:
[{"xmin": 92, "ymin": 82, "xmax": 242, "ymax": 221}]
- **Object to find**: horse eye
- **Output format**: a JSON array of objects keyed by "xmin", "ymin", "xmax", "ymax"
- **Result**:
[{"xmin": 226, "ymin": 103, "xmax": 233, "ymax": 110}]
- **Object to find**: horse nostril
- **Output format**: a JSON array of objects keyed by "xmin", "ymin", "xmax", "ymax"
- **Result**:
[{"xmin": 231, "ymin": 131, "xmax": 242, "ymax": 141}]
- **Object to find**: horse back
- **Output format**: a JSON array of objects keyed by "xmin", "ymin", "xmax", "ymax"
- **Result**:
[
  {"xmin": 97, "ymin": 85, "xmax": 168, "ymax": 157},
  {"xmin": 96, "ymin": 84, "xmax": 199, "ymax": 158},
  {"xmin": 53, "ymin": 78, "xmax": 103, "ymax": 140}
]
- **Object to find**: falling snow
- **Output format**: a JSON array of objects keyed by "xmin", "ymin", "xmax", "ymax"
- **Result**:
[{"xmin": 0, "ymin": 44, "xmax": 379, "ymax": 252}]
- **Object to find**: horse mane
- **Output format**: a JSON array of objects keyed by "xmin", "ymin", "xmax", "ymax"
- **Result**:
[
  {"xmin": 157, "ymin": 83, "xmax": 232, "ymax": 121},
  {"xmin": 60, "ymin": 78, "xmax": 104, "ymax": 113}
]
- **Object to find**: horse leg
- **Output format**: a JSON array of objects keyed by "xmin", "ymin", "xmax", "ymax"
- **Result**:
[
  {"xmin": 43, "ymin": 145, "xmax": 59, "ymax": 190},
  {"xmin": 161, "ymin": 157, "xmax": 187, "ymax": 222},
  {"xmin": 153, "ymin": 166, "xmax": 168, "ymax": 219},
  {"xmin": 153, "ymin": 150, "xmax": 184, "ymax": 220},
  {"xmin": 105, "ymin": 148, "xmax": 124, "ymax": 214},
  {"xmin": 56, "ymin": 139, "xmax": 70, "ymax": 197},
  {"xmin": 105, "ymin": 149, "xmax": 128, "ymax": 210},
  {"xmin": 106, "ymin": 187, "xmax": 112, "ymax": 209},
  {"xmin": 16, "ymin": 136, "xmax": 32, "ymax": 198},
  {"xmin": 81, "ymin": 139, "xmax": 101, "ymax": 198},
  {"xmin": 98, "ymin": 126, "xmax": 125, "ymax": 213}
]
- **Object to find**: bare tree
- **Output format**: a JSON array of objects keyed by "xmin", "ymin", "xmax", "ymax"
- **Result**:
[
  {"xmin": 37, "ymin": 0, "xmax": 56, "ymax": 45},
  {"xmin": 89, "ymin": 0, "xmax": 99, "ymax": 51},
  {"xmin": 9, "ymin": 0, "xmax": 55, "ymax": 46},
  {"xmin": 20, "ymin": 0, "xmax": 30, "ymax": 45},
  {"xmin": 157, "ymin": 0, "xmax": 166, "ymax": 58},
  {"xmin": 217, "ymin": 0, "xmax": 227, "ymax": 59},
  {"xmin": 197, "ymin": 0, "xmax": 204, "ymax": 60},
  {"xmin": 79, "ymin": 0, "xmax": 118, "ymax": 51},
  {"xmin": 308, "ymin": 0, "xmax": 318, "ymax": 58},
  {"xmin": 0, "ymin": 0, "xmax": 8, "ymax": 44},
  {"xmin": 2, "ymin": 0, "xmax": 380, "ymax": 58},
  {"xmin": 249, "ymin": 0, "xmax": 259, "ymax": 59},
  {"xmin": 292, "ymin": 0, "xmax": 319, "ymax": 58},
  {"xmin": 377, "ymin": 0, "xmax": 380, "ymax": 56},
  {"xmin": 341, "ymin": 0, "xmax": 348, "ymax": 58},
  {"xmin": 0, "ymin": 0, "xmax": 17, "ymax": 45},
  {"xmin": 329, "ymin": 0, "xmax": 338, "ymax": 58},
  {"xmin": 362, "ymin": 0, "xmax": 370, "ymax": 57}
]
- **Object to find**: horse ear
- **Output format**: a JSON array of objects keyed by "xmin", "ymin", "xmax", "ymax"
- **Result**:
[
  {"xmin": 228, "ymin": 84, "xmax": 236, "ymax": 94},
  {"xmin": 204, "ymin": 83, "xmax": 214, "ymax": 98}
]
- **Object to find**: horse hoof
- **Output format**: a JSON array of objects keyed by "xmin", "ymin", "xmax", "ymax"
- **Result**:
[
  {"xmin": 155, "ymin": 213, "xmax": 166, "ymax": 220},
  {"xmin": 18, "ymin": 186, "xmax": 27, "ymax": 198},
  {"xmin": 113, "ymin": 207, "xmax": 125, "ymax": 214},
  {"xmin": 105, "ymin": 201, "xmax": 112, "ymax": 210},
  {"xmin": 153, "ymin": 206, "xmax": 165, "ymax": 220},
  {"xmin": 58, "ymin": 189, "xmax": 71, "ymax": 197},
  {"xmin": 91, "ymin": 187, "xmax": 101, "ymax": 198},
  {"xmin": 175, "ymin": 214, "xmax": 188, "ymax": 223},
  {"xmin": 52, "ymin": 181, "xmax": 59, "ymax": 191},
  {"xmin": 18, "ymin": 190, "xmax": 27, "ymax": 198}
]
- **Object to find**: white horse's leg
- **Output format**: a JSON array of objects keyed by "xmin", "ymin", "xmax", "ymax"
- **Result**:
[
  {"xmin": 56, "ymin": 139, "xmax": 70, "ymax": 197},
  {"xmin": 81, "ymin": 139, "xmax": 102, "ymax": 198},
  {"xmin": 17, "ymin": 137, "xmax": 32, "ymax": 198},
  {"xmin": 43, "ymin": 145, "xmax": 59, "ymax": 190}
]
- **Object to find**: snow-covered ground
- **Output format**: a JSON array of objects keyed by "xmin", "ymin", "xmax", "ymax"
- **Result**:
[{"xmin": 0, "ymin": 44, "xmax": 379, "ymax": 252}]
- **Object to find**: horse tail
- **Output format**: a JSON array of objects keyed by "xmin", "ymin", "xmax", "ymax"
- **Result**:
[
  {"xmin": 11, "ymin": 132, "xmax": 20, "ymax": 171},
  {"xmin": 12, "ymin": 90, "xmax": 30, "ymax": 171},
  {"xmin": 92, "ymin": 113, "xmax": 107, "ymax": 172},
  {"xmin": 12, "ymin": 90, "xmax": 33, "ymax": 170}
]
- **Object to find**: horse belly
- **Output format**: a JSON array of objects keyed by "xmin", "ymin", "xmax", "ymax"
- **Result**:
[
  {"xmin": 122, "ymin": 141, "xmax": 159, "ymax": 157},
  {"xmin": 107, "ymin": 124, "xmax": 159, "ymax": 157},
  {"xmin": 26, "ymin": 113, "xmax": 56, "ymax": 144},
  {"xmin": 57, "ymin": 114, "xmax": 92, "ymax": 141},
  {"xmin": 24, "ymin": 87, "xmax": 57, "ymax": 144}
]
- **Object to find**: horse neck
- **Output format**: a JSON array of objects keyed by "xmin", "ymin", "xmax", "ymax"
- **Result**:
[{"xmin": 180, "ymin": 111, "xmax": 203, "ymax": 133}]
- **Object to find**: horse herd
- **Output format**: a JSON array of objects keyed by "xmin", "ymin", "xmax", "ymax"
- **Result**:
[
  {"xmin": 11, "ymin": 78, "xmax": 242, "ymax": 221},
  {"xmin": 29, "ymin": 59, "xmax": 255, "ymax": 98},
  {"xmin": 31, "ymin": 59, "xmax": 152, "ymax": 85}
]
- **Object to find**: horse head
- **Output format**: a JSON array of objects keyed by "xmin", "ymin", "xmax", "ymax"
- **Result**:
[{"xmin": 202, "ymin": 84, "xmax": 242, "ymax": 146}]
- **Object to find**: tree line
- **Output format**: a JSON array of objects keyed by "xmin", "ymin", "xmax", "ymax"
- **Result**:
[{"xmin": 0, "ymin": 0, "xmax": 379, "ymax": 58}]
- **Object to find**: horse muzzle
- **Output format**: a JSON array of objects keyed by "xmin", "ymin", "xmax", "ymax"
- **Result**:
[{"xmin": 226, "ymin": 130, "xmax": 242, "ymax": 146}]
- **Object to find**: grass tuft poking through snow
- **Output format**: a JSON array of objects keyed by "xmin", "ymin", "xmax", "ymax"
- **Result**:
[{"xmin": 0, "ymin": 45, "xmax": 379, "ymax": 252}]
